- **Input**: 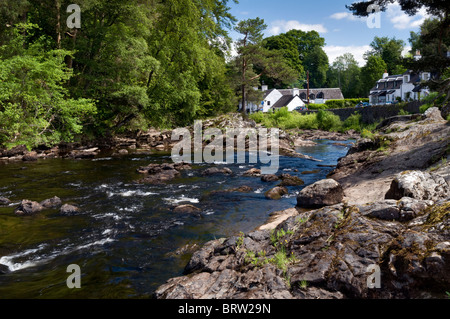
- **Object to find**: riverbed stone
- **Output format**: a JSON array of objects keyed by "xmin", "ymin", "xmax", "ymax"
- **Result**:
[
  {"xmin": 261, "ymin": 174, "xmax": 279, "ymax": 182},
  {"xmin": 0, "ymin": 197, "xmax": 11, "ymax": 206},
  {"xmin": 279, "ymin": 174, "xmax": 304, "ymax": 186},
  {"xmin": 22, "ymin": 151, "xmax": 38, "ymax": 161},
  {"xmin": 60, "ymin": 204, "xmax": 79, "ymax": 215},
  {"xmin": 265, "ymin": 186, "xmax": 288, "ymax": 200},
  {"xmin": 39, "ymin": 196, "xmax": 62, "ymax": 209},
  {"xmin": 296, "ymin": 179, "xmax": 344, "ymax": 208},
  {"xmin": 202, "ymin": 167, "xmax": 232, "ymax": 176},
  {"xmin": 173, "ymin": 204, "xmax": 202, "ymax": 215},
  {"xmin": 14, "ymin": 200, "xmax": 44, "ymax": 216}
]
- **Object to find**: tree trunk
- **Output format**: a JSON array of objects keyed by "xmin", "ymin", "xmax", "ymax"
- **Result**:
[{"xmin": 55, "ymin": 0, "xmax": 61, "ymax": 49}]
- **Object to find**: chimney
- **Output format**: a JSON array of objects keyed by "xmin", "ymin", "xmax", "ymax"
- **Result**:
[
  {"xmin": 293, "ymin": 88, "xmax": 299, "ymax": 96},
  {"xmin": 382, "ymin": 70, "xmax": 389, "ymax": 79},
  {"xmin": 262, "ymin": 85, "xmax": 268, "ymax": 92},
  {"xmin": 414, "ymin": 50, "xmax": 422, "ymax": 61}
]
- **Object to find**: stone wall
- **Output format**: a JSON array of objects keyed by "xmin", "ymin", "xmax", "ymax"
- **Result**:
[{"xmin": 298, "ymin": 101, "xmax": 423, "ymax": 124}]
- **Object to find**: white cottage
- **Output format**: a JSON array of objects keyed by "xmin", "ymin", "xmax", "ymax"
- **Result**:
[
  {"xmin": 239, "ymin": 86, "xmax": 344, "ymax": 113},
  {"xmin": 369, "ymin": 70, "xmax": 432, "ymax": 105}
]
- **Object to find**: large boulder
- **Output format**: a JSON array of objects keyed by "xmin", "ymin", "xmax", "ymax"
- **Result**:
[
  {"xmin": 296, "ymin": 179, "xmax": 344, "ymax": 208},
  {"xmin": 14, "ymin": 200, "xmax": 44, "ymax": 216},
  {"xmin": 385, "ymin": 170, "xmax": 449, "ymax": 201}
]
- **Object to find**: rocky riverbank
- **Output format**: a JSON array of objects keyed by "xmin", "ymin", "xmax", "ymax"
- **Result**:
[
  {"xmin": 0, "ymin": 113, "xmax": 356, "ymax": 163},
  {"xmin": 154, "ymin": 108, "xmax": 450, "ymax": 299}
]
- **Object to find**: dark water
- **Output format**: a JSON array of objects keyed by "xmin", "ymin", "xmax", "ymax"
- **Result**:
[{"xmin": 0, "ymin": 140, "xmax": 352, "ymax": 298}]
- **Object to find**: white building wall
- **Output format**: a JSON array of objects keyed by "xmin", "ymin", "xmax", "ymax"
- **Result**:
[
  {"xmin": 263, "ymin": 90, "xmax": 282, "ymax": 113},
  {"xmin": 286, "ymin": 96, "xmax": 305, "ymax": 111}
]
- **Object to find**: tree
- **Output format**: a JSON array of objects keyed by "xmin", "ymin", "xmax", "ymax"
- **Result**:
[
  {"xmin": 0, "ymin": 24, "xmax": 96, "ymax": 148},
  {"xmin": 327, "ymin": 53, "xmax": 363, "ymax": 98},
  {"xmin": 233, "ymin": 18, "xmax": 297, "ymax": 117},
  {"xmin": 303, "ymin": 46, "xmax": 329, "ymax": 88},
  {"xmin": 364, "ymin": 36, "xmax": 405, "ymax": 75},
  {"xmin": 361, "ymin": 55, "xmax": 387, "ymax": 96},
  {"xmin": 262, "ymin": 29, "xmax": 327, "ymax": 88},
  {"xmin": 347, "ymin": 0, "xmax": 450, "ymax": 78}
]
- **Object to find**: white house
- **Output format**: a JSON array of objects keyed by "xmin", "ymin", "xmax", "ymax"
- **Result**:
[
  {"xmin": 369, "ymin": 70, "xmax": 432, "ymax": 105},
  {"xmin": 239, "ymin": 86, "xmax": 344, "ymax": 113}
]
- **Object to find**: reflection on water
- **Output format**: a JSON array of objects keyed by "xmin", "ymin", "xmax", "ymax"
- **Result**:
[{"xmin": 0, "ymin": 140, "xmax": 352, "ymax": 298}]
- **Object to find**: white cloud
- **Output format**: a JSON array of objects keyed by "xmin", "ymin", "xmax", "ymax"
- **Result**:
[
  {"xmin": 268, "ymin": 20, "xmax": 328, "ymax": 35},
  {"xmin": 330, "ymin": 12, "xmax": 362, "ymax": 21},
  {"xmin": 386, "ymin": 2, "xmax": 431, "ymax": 30},
  {"xmin": 324, "ymin": 45, "xmax": 372, "ymax": 67}
]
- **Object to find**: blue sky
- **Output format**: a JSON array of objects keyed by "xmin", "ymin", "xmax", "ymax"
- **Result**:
[{"xmin": 227, "ymin": 0, "xmax": 432, "ymax": 66}]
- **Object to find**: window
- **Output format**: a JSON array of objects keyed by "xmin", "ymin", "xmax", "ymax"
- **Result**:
[{"xmin": 267, "ymin": 101, "xmax": 271, "ymax": 106}]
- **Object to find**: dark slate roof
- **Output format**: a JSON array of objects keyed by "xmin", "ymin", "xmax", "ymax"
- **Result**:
[
  {"xmin": 277, "ymin": 88, "xmax": 344, "ymax": 100},
  {"xmin": 272, "ymin": 95, "xmax": 295, "ymax": 109}
]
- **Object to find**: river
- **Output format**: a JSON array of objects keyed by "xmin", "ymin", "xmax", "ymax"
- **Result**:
[{"xmin": 0, "ymin": 140, "xmax": 352, "ymax": 298}]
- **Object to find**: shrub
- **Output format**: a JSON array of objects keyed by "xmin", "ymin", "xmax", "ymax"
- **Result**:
[
  {"xmin": 316, "ymin": 110, "xmax": 342, "ymax": 131},
  {"xmin": 343, "ymin": 112, "xmax": 362, "ymax": 132}
]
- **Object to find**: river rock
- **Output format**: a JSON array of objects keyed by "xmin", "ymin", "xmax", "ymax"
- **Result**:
[
  {"xmin": 5, "ymin": 145, "xmax": 27, "ymax": 157},
  {"xmin": 202, "ymin": 167, "xmax": 232, "ymax": 176},
  {"xmin": 279, "ymin": 174, "xmax": 304, "ymax": 186},
  {"xmin": 60, "ymin": 204, "xmax": 79, "ymax": 215},
  {"xmin": 173, "ymin": 204, "xmax": 202, "ymax": 215},
  {"xmin": 242, "ymin": 168, "xmax": 261, "ymax": 177},
  {"xmin": 139, "ymin": 169, "xmax": 180, "ymax": 184},
  {"xmin": 0, "ymin": 197, "xmax": 11, "ymax": 206},
  {"xmin": 0, "ymin": 264, "xmax": 9, "ymax": 274},
  {"xmin": 261, "ymin": 174, "xmax": 279, "ymax": 182},
  {"xmin": 228, "ymin": 186, "xmax": 253, "ymax": 193},
  {"xmin": 22, "ymin": 151, "xmax": 38, "ymax": 161},
  {"xmin": 385, "ymin": 170, "xmax": 449, "ymax": 201},
  {"xmin": 423, "ymin": 107, "xmax": 444, "ymax": 121},
  {"xmin": 137, "ymin": 162, "xmax": 191, "ymax": 184},
  {"xmin": 39, "ymin": 196, "xmax": 62, "ymax": 209},
  {"xmin": 296, "ymin": 179, "xmax": 344, "ymax": 208},
  {"xmin": 14, "ymin": 200, "xmax": 44, "ymax": 216},
  {"xmin": 265, "ymin": 186, "xmax": 288, "ymax": 200}
]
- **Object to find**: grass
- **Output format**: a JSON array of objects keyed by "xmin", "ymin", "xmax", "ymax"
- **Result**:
[{"xmin": 250, "ymin": 108, "xmax": 378, "ymax": 134}]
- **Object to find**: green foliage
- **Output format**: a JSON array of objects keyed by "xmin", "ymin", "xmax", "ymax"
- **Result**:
[
  {"xmin": 343, "ymin": 112, "xmax": 363, "ymax": 132},
  {"xmin": 364, "ymin": 36, "xmax": 406, "ymax": 75},
  {"xmin": 361, "ymin": 55, "xmax": 388, "ymax": 96},
  {"xmin": 316, "ymin": 110, "xmax": 342, "ymax": 131},
  {"xmin": 327, "ymin": 53, "xmax": 363, "ymax": 98},
  {"xmin": 419, "ymin": 92, "xmax": 446, "ymax": 113},
  {"xmin": 361, "ymin": 129, "xmax": 375, "ymax": 140},
  {"xmin": 0, "ymin": 24, "xmax": 96, "ymax": 149},
  {"xmin": 250, "ymin": 107, "xmax": 378, "ymax": 134},
  {"xmin": 262, "ymin": 29, "xmax": 327, "ymax": 89}
]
